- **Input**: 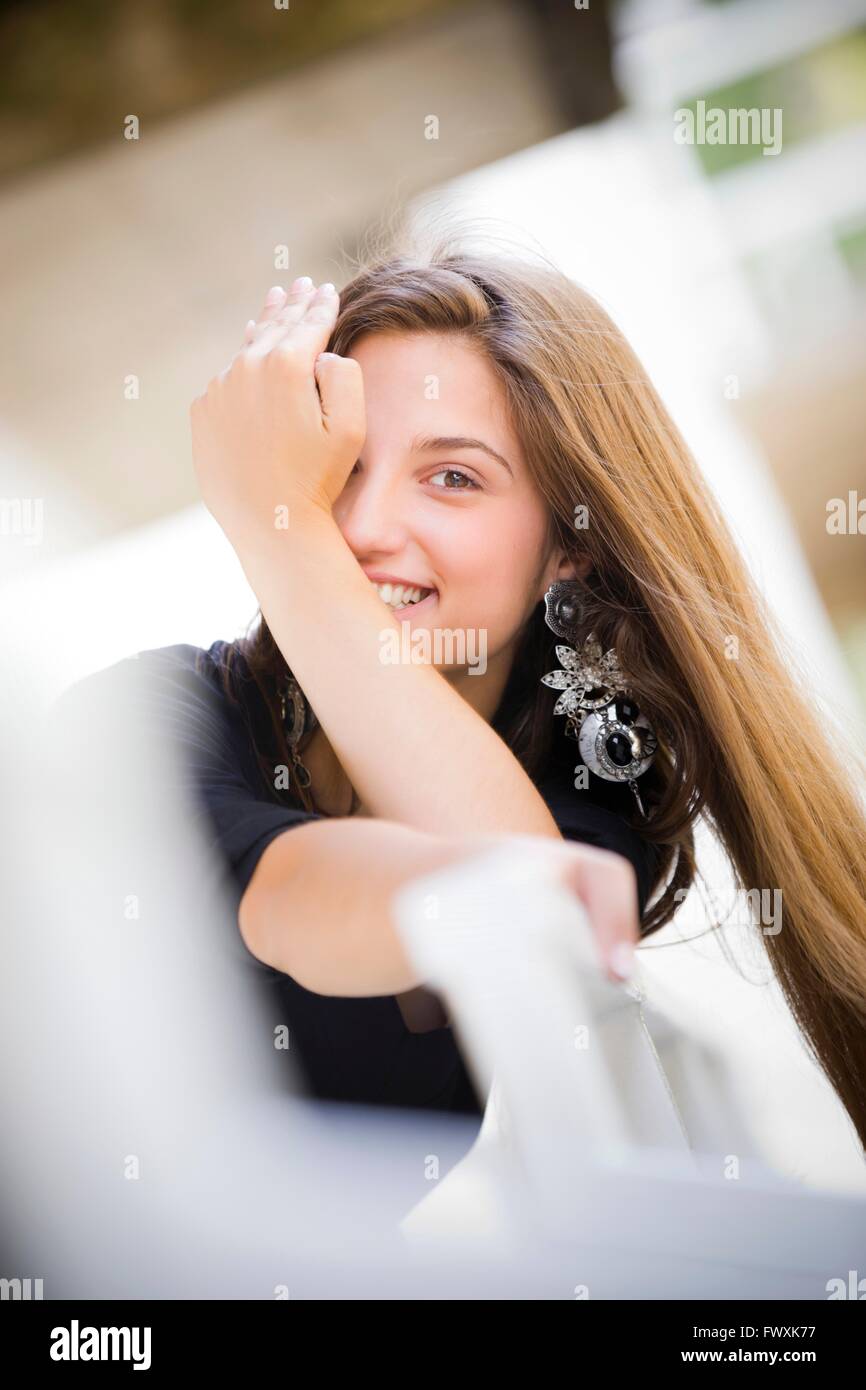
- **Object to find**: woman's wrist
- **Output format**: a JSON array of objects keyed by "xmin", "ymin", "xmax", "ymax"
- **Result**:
[{"xmin": 233, "ymin": 497, "xmax": 344, "ymax": 593}]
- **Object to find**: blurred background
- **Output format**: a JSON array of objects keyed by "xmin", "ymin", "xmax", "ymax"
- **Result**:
[{"xmin": 2, "ymin": 0, "xmax": 866, "ymax": 1192}]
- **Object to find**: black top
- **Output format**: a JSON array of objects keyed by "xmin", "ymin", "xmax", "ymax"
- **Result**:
[{"xmin": 63, "ymin": 640, "xmax": 660, "ymax": 1120}]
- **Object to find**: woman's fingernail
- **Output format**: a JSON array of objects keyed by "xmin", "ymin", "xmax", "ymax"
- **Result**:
[
  {"xmin": 264, "ymin": 285, "xmax": 285, "ymax": 305},
  {"xmin": 317, "ymin": 281, "xmax": 336, "ymax": 295},
  {"xmin": 609, "ymin": 943, "xmax": 635, "ymax": 981},
  {"xmin": 292, "ymin": 275, "xmax": 313, "ymax": 291},
  {"xmin": 244, "ymin": 318, "xmax": 256, "ymax": 334}
]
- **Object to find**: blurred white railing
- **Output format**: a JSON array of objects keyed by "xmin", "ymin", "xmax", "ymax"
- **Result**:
[{"xmin": 392, "ymin": 840, "xmax": 866, "ymax": 1287}]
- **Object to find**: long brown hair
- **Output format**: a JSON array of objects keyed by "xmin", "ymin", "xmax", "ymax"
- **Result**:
[{"xmin": 217, "ymin": 229, "xmax": 866, "ymax": 1150}]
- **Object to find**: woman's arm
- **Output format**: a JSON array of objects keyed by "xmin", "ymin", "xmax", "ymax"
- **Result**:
[
  {"xmin": 239, "ymin": 817, "xmax": 465, "ymax": 994},
  {"xmin": 191, "ymin": 279, "xmax": 562, "ymax": 840},
  {"xmin": 239, "ymin": 505, "xmax": 561, "ymax": 839},
  {"xmin": 239, "ymin": 817, "xmax": 640, "ymax": 995}
]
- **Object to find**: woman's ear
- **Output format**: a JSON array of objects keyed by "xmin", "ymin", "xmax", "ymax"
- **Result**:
[
  {"xmin": 553, "ymin": 551, "xmax": 592, "ymax": 584},
  {"xmin": 537, "ymin": 550, "xmax": 592, "ymax": 605}
]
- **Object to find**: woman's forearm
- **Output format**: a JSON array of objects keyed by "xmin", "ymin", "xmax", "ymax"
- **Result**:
[
  {"xmin": 238, "ymin": 504, "xmax": 561, "ymax": 839},
  {"xmin": 239, "ymin": 815, "xmax": 493, "ymax": 995}
]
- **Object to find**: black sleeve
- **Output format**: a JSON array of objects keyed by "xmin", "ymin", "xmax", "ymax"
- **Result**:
[
  {"xmin": 134, "ymin": 645, "xmax": 325, "ymax": 905},
  {"xmin": 57, "ymin": 642, "xmax": 324, "ymax": 922}
]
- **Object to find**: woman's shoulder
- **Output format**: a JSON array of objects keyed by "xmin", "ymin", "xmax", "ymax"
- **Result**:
[
  {"xmin": 113, "ymin": 638, "xmax": 237, "ymax": 682},
  {"xmin": 61, "ymin": 639, "xmax": 245, "ymax": 703},
  {"xmin": 57, "ymin": 638, "xmax": 291, "ymax": 810},
  {"xmin": 55, "ymin": 639, "xmax": 265, "ymax": 760}
]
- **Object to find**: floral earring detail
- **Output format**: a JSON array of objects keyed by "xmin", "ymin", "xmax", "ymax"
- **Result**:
[{"xmin": 540, "ymin": 580, "xmax": 657, "ymax": 818}]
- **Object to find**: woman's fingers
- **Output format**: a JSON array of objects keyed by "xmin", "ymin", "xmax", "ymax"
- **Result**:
[
  {"xmin": 558, "ymin": 843, "xmax": 639, "ymax": 983},
  {"xmin": 240, "ymin": 284, "xmax": 289, "ymax": 348},
  {"xmin": 240, "ymin": 275, "xmax": 343, "ymax": 367},
  {"xmin": 511, "ymin": 836, "xmax": 639, "ymax": 983},
  {"xmin": 254, "ymin": 283, "xmax": 289, "ymax": 331},
  {"xmin": 314, "ymin": 350, "xmax": 366, "ymax": 449},
  {"xmin": 244, "ymin": 290, "xmax": 311, "ymax": 356},
  {"xmin": 241, "ymin": 279, "xmax": 308, "ymax": 348},
  {"xmin": 262, "ymin": 275, "xmax": 343, "ymax": 361},
  {"xmin": 469, "ymin": 834, "xmax": 641, "ymax": 986}
]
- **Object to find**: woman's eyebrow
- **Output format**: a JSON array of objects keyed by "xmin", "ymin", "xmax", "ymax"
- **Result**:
[{"xmin": 411, "ymin": 434, "xmax": 514, "ymax": 478}]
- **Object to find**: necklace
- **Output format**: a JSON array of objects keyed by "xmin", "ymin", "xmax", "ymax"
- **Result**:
[
  {"xmin": 280, "ymin": 673, "xmax": 362, "ymax": 816},
  {"xmin": 279, "ymin": 674, "xmax": 317, "ymax": 792},
  {"xmin": 625, "ymin": 979, "xmax": 694, "ymax": 1152}
]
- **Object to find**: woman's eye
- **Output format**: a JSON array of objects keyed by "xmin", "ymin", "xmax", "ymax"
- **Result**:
[{"xmin": 427, "ymin": 467, "xmax": 480, "ymax": 491}]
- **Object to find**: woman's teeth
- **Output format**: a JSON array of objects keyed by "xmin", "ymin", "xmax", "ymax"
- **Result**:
[{"xmin": 370, "ymin": 580, "xmax": 432, "ymax": 608}]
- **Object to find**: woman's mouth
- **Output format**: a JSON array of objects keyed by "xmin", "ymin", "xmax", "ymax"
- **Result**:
[
  {"xmin": 392, "ymin": 588, "xmax": 437, "ymax": 616},
  {"xmin": 370, "ymin": 580, "xmax": 437, "ymax": 615}
]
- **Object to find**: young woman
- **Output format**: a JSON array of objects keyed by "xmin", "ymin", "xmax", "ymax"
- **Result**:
[{"xmin": 110, "ymin": 238, "xmax": 866, "ymax": 1142}]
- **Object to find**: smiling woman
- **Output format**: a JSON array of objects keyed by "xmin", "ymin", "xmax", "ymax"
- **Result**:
[{"xmin": 69, "ymin": 230, "xmax": 866, "ymax": 1143}]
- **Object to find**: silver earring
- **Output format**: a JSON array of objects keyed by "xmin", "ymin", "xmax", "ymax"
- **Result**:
[
  {"xmin": 279, "ymin": 674, "xmax": 318, "ymax": 791},
  {"xmin": 540, "ymin": 580, "xmax": 657, "ymax": 818}
]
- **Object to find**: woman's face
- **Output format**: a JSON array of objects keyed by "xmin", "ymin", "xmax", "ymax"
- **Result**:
[{"xmin": 332, "ymin": 330, "xmax": 580, "ymax": 705}]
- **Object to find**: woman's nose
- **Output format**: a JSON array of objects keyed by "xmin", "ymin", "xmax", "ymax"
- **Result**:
[{"xmin": 333, "ymin": 471, "xmax": 408, "ymax": 550}]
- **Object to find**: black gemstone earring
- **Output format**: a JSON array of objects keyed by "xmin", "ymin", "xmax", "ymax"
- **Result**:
[{"xmin": 540, "ymin": 580, "xmax": 657, "ymax": 818}]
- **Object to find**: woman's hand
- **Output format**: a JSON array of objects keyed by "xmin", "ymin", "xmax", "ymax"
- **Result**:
[
  {"xmin": 550, "ymin": 837, "xmax": 640, "ymax": 984},
  {"xmin": 189, "ymin": 279, "xmax": 365, "ymax": 553},
  {"xmin": 449, "ymin": 832, "xmax": 640, "ymax": 987}
]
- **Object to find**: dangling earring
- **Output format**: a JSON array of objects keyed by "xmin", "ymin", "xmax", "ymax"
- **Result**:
[
  {"xmin": 539, "ymin": 580, "xmax": 657, "ymax": 818},
  {"xmin": 279, "ymin": 673, "xmax": 319, "ymax": 792}
]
